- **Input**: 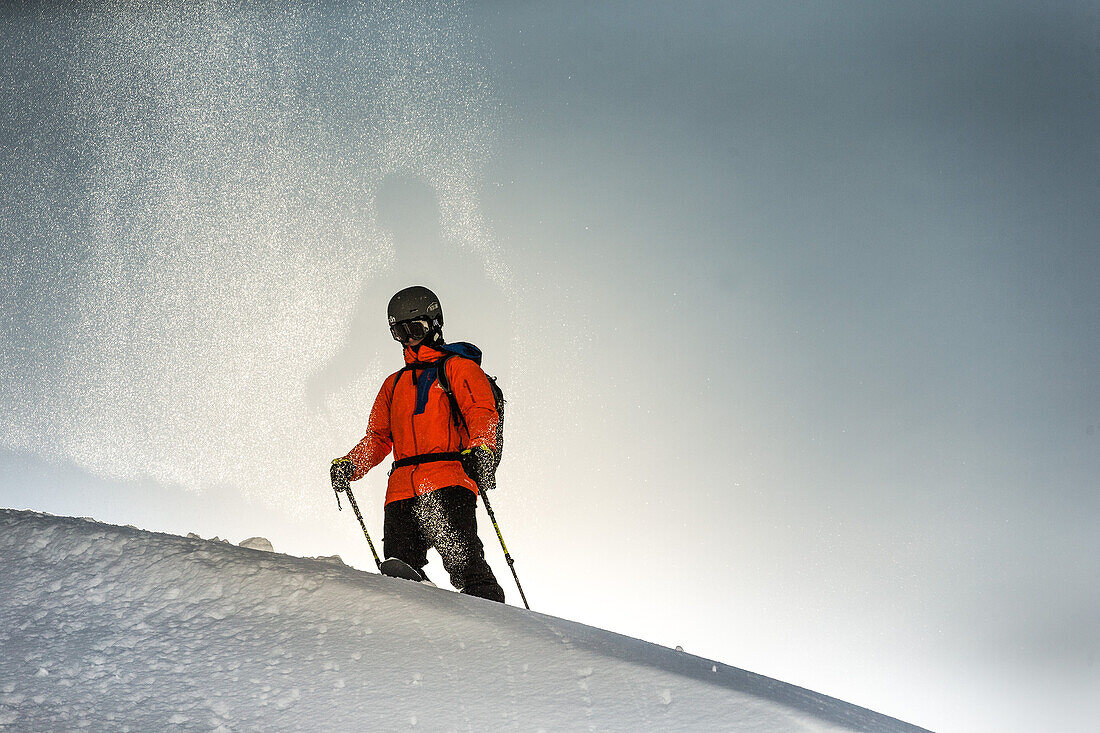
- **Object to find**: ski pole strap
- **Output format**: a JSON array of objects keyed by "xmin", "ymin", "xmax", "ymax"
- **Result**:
[{"xmin": 389, "ymin": 451, "xmax": 464, "ymax": 474}]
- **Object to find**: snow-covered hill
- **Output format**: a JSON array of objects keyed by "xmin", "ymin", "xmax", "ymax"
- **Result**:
[{"xmin": 0, "ymin": 509, "xmax": 927, "ymax": 731}]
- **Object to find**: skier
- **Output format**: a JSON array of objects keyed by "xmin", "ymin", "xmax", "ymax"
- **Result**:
[{"xmin": 330, "ymin": 286, "xmax": 505, "ymax": 603}]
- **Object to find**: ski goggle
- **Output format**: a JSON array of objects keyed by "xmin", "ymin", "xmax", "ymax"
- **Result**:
[{"xmin": 390, "ymin": 317, "xmax": 432, "ymax": 343}]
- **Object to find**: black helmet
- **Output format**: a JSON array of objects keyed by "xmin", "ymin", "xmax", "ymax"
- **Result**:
[{"xmin": 387, "ymin": 286, "xmax": 443, "ymax": 342}]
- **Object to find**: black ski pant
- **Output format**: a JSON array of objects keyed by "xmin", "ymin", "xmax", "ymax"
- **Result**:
[{"xmin": 383, "ymin": 486, "xmax": 505, "ymax": 603}]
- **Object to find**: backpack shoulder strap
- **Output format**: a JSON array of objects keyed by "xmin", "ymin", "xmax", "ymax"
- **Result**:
[
  {"xmin": 389, "ymin": 355, "xmax": 469, "ymax": 432},
  {"xmin": 389, "ymin": 360, "xmax": 449, "ymax": 415},
  {"xmin": 434, "ymin": 354, "xmax": 466, "ymax": 431}
]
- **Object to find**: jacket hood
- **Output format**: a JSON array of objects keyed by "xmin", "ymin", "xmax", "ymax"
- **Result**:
[{"xmin": 403, "ymin": 341, "xmax": 483, "ymax": 366}]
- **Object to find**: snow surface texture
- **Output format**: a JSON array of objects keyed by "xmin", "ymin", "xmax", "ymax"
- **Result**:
[{"xmin": 0, "ymin": 510, "xmax": 927, "ymax": 732}]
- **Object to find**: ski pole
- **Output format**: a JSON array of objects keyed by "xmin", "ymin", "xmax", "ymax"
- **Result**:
[
  {"xmin": 479, "ymin": 488, "xmax": 530, "ymax": 610},
  {"xmin": 334, "ymin": 477, "xmax": 382, "ymax": 572}
]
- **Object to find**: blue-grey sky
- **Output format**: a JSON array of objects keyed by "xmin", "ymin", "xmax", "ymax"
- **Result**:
[{"xmin": 2, "ymin": 3, "xmax": 1098, "ymax": 731}]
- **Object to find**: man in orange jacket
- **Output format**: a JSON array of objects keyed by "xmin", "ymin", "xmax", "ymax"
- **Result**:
[{"xmin": 330, "ymin": 286, "xmax": 505, "ymax": 603}]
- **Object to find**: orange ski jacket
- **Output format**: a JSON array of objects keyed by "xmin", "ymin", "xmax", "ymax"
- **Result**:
[{"xmin": 341, "ymin": 342, "xmax": 500, "ymax": 505}]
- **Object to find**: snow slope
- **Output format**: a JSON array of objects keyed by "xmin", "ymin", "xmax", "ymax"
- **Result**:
[{"xmin": 0, "ymin": 510, "xmax": 928, "ymax": 732}]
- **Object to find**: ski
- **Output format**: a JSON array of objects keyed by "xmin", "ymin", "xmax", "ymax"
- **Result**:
[{"xmin": 380, "ymin": 557, "xmax": 432, "ymax": 584}]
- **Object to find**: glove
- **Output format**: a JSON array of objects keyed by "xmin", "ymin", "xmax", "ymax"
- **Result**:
[
  {"xmin": 460, "ymin": 445, "xmax": 496, "ymax": 491},
  {"xmin": 330, "ymin": 458, "xmax": 354, "ymax": 489}
]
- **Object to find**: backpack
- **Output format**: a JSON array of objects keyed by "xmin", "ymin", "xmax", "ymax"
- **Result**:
[
  {"xmin": 435, "ymin": 352, "xmax": 505, "ymax": 473},
  {"xmin": 395, "ymin": 341, "xmax": 504, "ymax": 473}
]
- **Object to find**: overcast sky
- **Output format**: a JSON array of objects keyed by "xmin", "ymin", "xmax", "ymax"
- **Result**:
[{"xmin": 2, "ymin": 3, "xmax": 1098, "ymax": 731}]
